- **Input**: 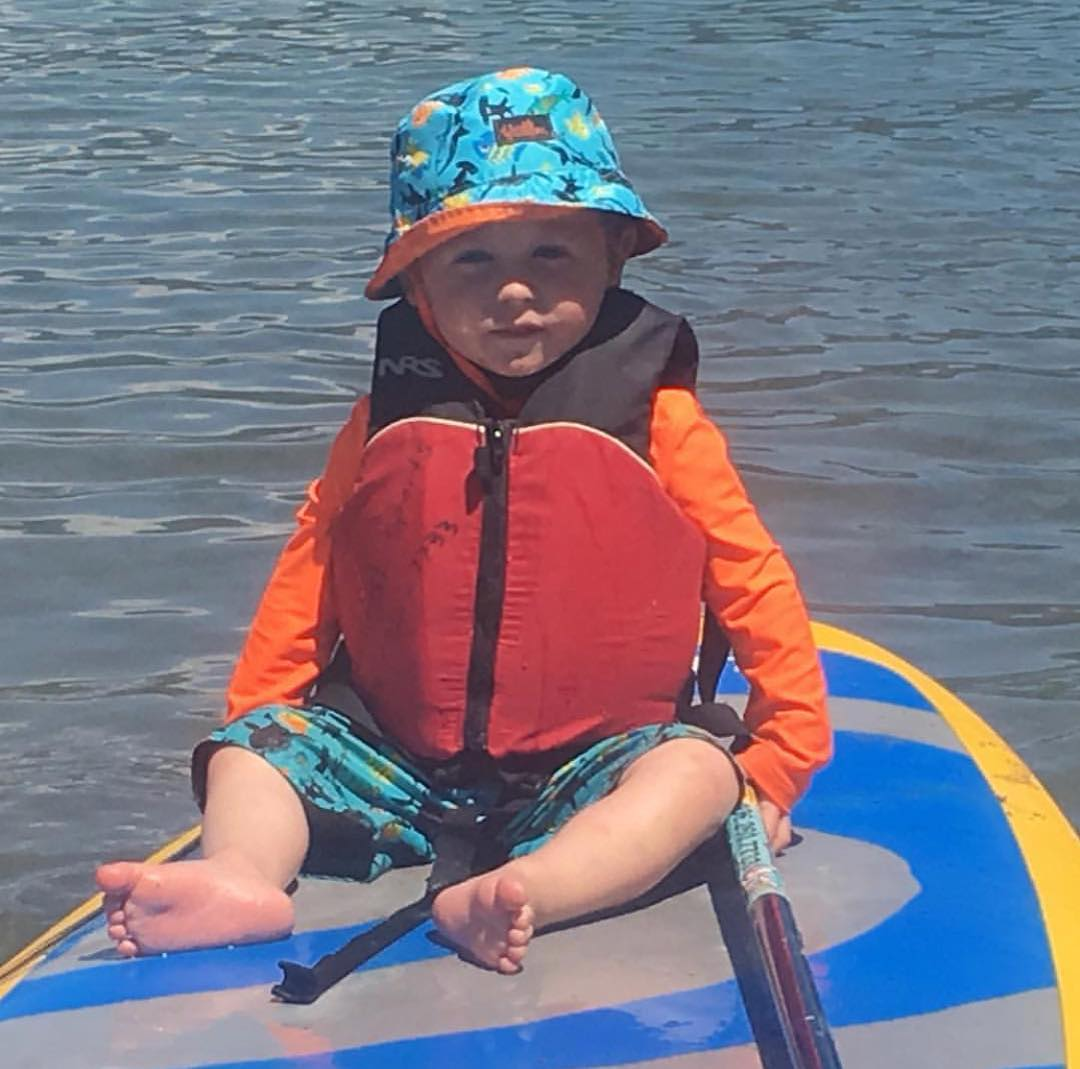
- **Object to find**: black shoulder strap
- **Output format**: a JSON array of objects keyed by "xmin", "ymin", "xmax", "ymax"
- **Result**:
[{"xmin": 517, "ymin": 288, "xmax": 689, "ymax": 459}]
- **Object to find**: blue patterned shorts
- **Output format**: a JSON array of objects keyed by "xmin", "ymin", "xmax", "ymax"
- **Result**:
[{"xmin": 192, "ymin": 704, "xmax": 732, "ymax": 882}]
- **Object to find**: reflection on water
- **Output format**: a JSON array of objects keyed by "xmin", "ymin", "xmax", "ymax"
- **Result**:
[{"xmin": 1, "ymin": 0, "xmax": 1077, "ymax": 957}]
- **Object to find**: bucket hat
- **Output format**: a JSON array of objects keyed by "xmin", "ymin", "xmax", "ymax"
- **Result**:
[{"xmin": 365, "ymin": 67, "xmax": 667, "ymax": 299}]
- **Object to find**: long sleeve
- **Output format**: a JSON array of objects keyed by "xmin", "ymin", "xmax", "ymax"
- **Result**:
[
  {"xmin": 224, "ymin": 396, "xmax": 371, "ymax": 721},
  {"xmin": 649, "ymin": 386, "xmax": 831, "ymax": 811}
]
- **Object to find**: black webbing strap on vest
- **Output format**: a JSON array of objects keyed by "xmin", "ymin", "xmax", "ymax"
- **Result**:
[
  {"xmin": 678, "ymin": 611, "xmax": 752, "ymax": 749},
  {"xmin": 271, "ymin": 801, "xmax": 498, "ymax": 1004}
]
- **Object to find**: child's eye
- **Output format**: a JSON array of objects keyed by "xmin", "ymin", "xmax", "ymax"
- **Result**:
[
  {"xmin": 533, "ymin": 244, "xmax": 570, "ymax": 260},
  {"xmin": 452, "ymin": 249, "xmax": 493, "ymax": 265}
]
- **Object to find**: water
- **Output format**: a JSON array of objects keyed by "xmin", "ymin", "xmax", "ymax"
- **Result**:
[{"xmin": 1, "ymin": 0, "xmax": 1077, "ymax": 962}]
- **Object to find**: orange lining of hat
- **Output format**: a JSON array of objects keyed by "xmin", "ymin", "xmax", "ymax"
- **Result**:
[{"xmin": 365, "ymin": 200, "xmax": 667, "ymax": 300}]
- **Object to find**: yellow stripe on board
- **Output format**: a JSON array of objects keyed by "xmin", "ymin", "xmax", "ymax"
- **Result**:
[
  {"xmin": 0, "ymin": 824, "xmax": 201, "ymax": 1000},
  {"xmin": 813, "ymin": 621, "xmax": 1080, "ymax": 1068}
]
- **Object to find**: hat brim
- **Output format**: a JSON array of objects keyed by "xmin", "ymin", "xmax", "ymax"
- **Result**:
[{"xmin": 365, "ymin": 202, "xmax": 667, "ymax": 301}]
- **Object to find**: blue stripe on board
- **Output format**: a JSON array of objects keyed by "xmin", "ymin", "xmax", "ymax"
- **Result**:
[
  {"xmin": 795, "ymin": 731, "xmax": 1056, "ymax": 1022},
  {"xmin": 718, "ymin": 649, "xmax": 936, "ymax": 712},
  {"xmin": 0, "ymin": 918, "xmax": 451, "ymax": 1023},
  {"xmin": 4, "ymin": 730, "xmax": 1058, "ymax": 1069},
  {"xmin": 171, "ymin": 983, "xmax": 754, "ymax": 1069},
  {"xmin": 167, "ymin": 1046, "xmax": 1073, "ymax": 1069},
  {"xmin": 38, "ymin": 919, "xmax": 109, "ymax": 969}
]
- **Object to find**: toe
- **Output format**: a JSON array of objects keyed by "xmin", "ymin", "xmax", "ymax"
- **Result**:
[
  {"xmin": 493, "ymin": 875, "xmax": 528, "ymax": 914},
  {"xmin": 96, "ymin": 861, "xmax": 143, "ymax": 895},
  {"xmin": 510, "ymin": 904, "xmax": 534, "ymax": 930},
  {"xmin": 107, "ymin": 923, "xmax": 128, "ymax": 941},
  {"xmin": 497, "ymin": 948, "xmax": 526, "ymax": 974},
  {"xmin": 506, "ymin": 925, "xmax": 532, "ymax": 947},
  {"xmin": 116, "ymin": 938, "xmax": 139, "ymax": 958}
]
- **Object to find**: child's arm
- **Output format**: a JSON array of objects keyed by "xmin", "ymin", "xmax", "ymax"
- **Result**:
[
  {"xmin": 650, "ymin": 387, "xmax": 831, "ymax": 818},
  {"xmin": 224, "ymin": 396, "xmax": 372, "ymax": 721}
]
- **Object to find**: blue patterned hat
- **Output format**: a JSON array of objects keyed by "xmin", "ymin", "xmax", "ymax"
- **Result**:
[{"xmin": 365, "ymin": 67, "xmax": 667, "ymax": 299}]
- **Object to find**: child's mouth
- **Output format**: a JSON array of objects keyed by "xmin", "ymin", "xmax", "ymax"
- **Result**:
[{"xmin": 492, "ymin": 322, "xmax": 544, "ymax": 338}]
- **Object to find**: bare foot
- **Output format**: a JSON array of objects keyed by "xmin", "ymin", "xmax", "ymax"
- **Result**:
[
  {"xmin": 95, "ymin": 852, "xmax": 294, "ymax": 957},
  {"xmin": 431, "ymin": 865, "xmax": 536, "ymax": 974}
]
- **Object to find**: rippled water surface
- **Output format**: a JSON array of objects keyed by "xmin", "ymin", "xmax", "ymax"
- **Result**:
[{"xmin": 2, "ymin": 0, "xmax": 1078, "ymax": 960}]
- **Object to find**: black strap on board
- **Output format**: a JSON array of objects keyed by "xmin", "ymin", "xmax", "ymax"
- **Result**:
[
  {"xmin": 271, "ymin": 803, "xmax": 496, "ymax": 1004},
  {"xmin": 272, "ymin": 892, "xmax": 435, "ymax": 1005}
]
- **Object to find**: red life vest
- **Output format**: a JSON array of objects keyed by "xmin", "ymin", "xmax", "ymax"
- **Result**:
[{"xmin": 330, "ymin": 289, "xmax": 708, "ymax": 761}]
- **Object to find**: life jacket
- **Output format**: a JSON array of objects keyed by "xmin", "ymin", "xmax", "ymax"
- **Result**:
[{"xmin": 329, "ymin": 288, "xmax": 709, "ymax": 762}]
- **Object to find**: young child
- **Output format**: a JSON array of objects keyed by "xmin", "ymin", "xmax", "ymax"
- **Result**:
[{"xmin": 97, "ymin": 68, "xmax": 830, "ymax": 976}]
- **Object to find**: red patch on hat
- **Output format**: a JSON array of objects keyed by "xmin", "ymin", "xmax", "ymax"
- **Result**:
[{"xmin": 493, "ymin": 114, "xmax": 554, "ymax": 145}]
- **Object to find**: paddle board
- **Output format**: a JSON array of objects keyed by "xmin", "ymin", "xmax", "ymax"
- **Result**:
[{"xmin": 1, "ymin": 623, "xmax": 1076, "ymax": 1067}]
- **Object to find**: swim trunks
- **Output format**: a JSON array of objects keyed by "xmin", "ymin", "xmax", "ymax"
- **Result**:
[{"xmin": 192, "ymin": 703, "xmax": 739, "ymax": 881}]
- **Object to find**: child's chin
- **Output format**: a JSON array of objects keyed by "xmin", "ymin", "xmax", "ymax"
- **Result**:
[
  {"xmin": 476, "ymin": 348, "xmax": 545, "ymax": 377},
  {"xmin": 502, "ymin": 354, "xmax": 547, "ymax": 376}
]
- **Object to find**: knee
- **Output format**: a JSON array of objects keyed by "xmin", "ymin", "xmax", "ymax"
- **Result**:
[
  {"xmin": 627, "ymin": 738, "xmax": 741, "ymax": 814},
  {"xmin": 679, "ymin": 739, "xmax": 741, "ymax": 808},
  {"xmin": 202, "ymin": 742, "xmax": 288, "ymax": 802},
  {"xmin": 204, "ymin": 741, "xmax": 263, "ymax": 785}
]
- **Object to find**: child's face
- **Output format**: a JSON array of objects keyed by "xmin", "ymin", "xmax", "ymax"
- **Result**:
[{"xmin": 413, "ymin": 214, "xmax": 623, "ymax": 377}]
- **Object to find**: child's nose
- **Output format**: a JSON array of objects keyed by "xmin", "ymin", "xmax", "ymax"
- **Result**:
[{"xmin": 496, "ymin": 275, "xmax": 537, "ymax": 304}]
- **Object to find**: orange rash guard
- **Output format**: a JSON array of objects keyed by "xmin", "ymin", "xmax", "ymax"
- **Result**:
[{"xmin": 225, "ymin": 388, "xmax": 831, "ymax": 813}]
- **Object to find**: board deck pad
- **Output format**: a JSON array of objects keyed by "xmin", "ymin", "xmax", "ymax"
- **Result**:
[{"xmin": 1, "ymin": 625, "xmax": 1074, "ymax": 1068}]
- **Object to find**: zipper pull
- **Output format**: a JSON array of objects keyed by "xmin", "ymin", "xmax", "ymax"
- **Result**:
[
  {"xmin": 474, "ymin": 421, "xmax": 509, "ymax": 493},
  {"xmin": 488, "ymin": 422, "xmax": 508, "ymax": 477}
]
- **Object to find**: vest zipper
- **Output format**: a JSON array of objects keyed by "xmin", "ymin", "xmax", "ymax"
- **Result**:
[{"xmin": 463, "ymin": 418, "xmax": 513, "ymax": 752}]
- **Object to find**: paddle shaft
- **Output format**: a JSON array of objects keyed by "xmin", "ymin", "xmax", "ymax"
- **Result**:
[
  {"xmin": 726, "ymin": 800, "xmax": 842, "ymax": 1069},
  {"xmin": 747, "ymin": 888, "xmax": 840, "ymax": 1068}
]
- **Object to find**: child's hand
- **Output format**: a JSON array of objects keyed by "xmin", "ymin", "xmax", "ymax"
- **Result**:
[{"xmin": 758, "ymin": 797, "xmax": 792, "ymax": 854}]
